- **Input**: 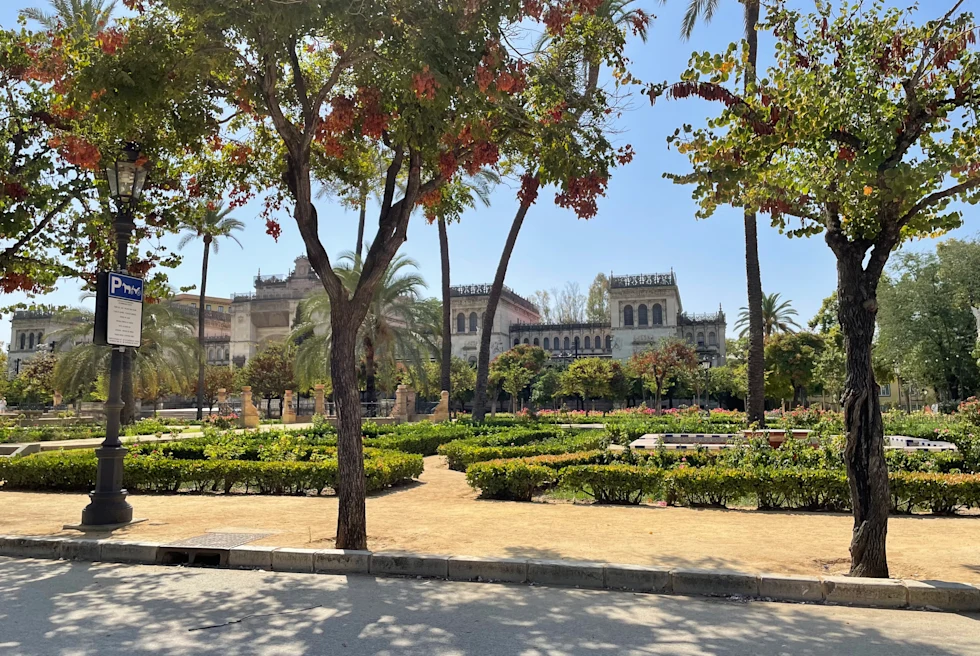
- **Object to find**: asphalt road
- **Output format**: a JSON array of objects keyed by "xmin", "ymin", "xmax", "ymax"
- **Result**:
[{"xmin": 0, "ymin": 556, "xmax": 977, "ymax": 655}]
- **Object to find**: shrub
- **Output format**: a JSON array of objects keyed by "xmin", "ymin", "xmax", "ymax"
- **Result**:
[
  {"xmin": 365, "ymin": 423, "xmax": 473, "ymax": 455},
  {"xmin": 664, "ymin": 467, "xmax": 753, "ymax": 507},
  {"xmin": 440, "ymin": 431, "xmax": 606, "ymax": 471},
  {"xmin": 465, "ymin": 460, "xmax": 557, "ymax": 501},
  {"xmin": 889, "ymin": 472, "xmax": 980, "ymax": 514},
  {"xmin": 561, "ymin": 464, "xmax": 664, "ymax": 504}
]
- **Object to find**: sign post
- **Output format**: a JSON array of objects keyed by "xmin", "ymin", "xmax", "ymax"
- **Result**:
[{"xmin": 94, "ymin": 272, "xmax": 144, "ymax": 347}]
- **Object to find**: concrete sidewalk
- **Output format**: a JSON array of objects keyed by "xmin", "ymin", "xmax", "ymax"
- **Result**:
[{"xmin": 0, "ymin": 556, "xmax": 976, "ymax": 655}]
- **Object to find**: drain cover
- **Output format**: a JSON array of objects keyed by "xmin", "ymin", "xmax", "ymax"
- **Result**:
[{"xmin": 167, "ymin": 533, "xmax": 269, "ymax": 549}]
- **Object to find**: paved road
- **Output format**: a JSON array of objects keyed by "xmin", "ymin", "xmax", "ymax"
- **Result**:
[{"xmin": 0, "ymin": 557, "xmax": 976, "ymax": 655}]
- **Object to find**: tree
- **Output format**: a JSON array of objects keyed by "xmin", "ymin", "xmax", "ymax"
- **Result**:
[
  {"xmin": 585, "ymin": 273, "xmax": 609, "ymax": 323},
  {"xmin": 560, "ymin": 357, "xmax": 611, "ymax": 411},
  {"xmin": 735, "ymin": 292, "xmax": 801, "ymax": 338},
  {"xmin": 194, "ymin": 364, "xmax": 236, "ymax": 413},
  {"xmin": 448, "ymin": 357, "xmax": 477, "ymax": 414},
  {"xmin": 937, "ymin": 237, "xmax": 980, "ymax": 348},
  {"xmin": 8, "ymin": 350, "xmax": 58, "ymax": 405},
  {"xmin": 764, "ymin": 332, "xmax": 824, "ymax": 408},
  {"xmin": 553, "ymin": 282, "xmax": 587, "ymax": 323},
  {"xmin": 500, "ymin": 365, "xmax": 535, "ymax": 413},
  {"xmin": 241, "ymin": 342, "xmax": 296, "ymax": 418},
  {"xmin": 628, "ymin": 339, "xmax": 698, "ymax": 414},
  {"xmin": 531, "ymin": 368, "xmax": 562, "ymax": 409},
  {"xmin": 677, "ymin": 0, "xmax": 765, "ymax": 428},
  {"xmin": 657, "ymin": 0, "xmax": 980, "ymax": 577},
  {"xmin": 21, "ymin": 0, "xmax": 117, "ymax": 40},
  {"xmin": 490, "ymin": 344, "xmax": 548, "ymax": 411},
  {"xmin": 178, "ymin": 203, "xmax": 243, "ymax": 420},
  {"xmin": 530, "ymin": 290, "xmax": 554, "ymax": 322}
]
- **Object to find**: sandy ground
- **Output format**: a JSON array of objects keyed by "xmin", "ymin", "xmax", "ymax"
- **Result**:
[{"xmin": 1, "ymin": 456, "xmax": 978, "ymax": 583}]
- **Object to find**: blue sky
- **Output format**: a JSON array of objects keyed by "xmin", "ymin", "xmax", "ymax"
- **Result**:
[{"xmin": 2, "ymin": 1, "xmax": 977, "ymax": 345}]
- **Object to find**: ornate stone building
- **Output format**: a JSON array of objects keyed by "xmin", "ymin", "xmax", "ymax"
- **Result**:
[{"xmin": 450, "ymin": 272, "xmax": 726, "ymax": 366}]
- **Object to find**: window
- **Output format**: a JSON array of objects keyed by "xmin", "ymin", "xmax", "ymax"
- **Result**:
[
  {"xmin": 584, "ymin": 336, "xmax": 591, "ymax": 349},
  {"xmin": 553, "ymin": 336, "xmax": 560, "ymax": 350},
  {"xmin": 514, "ymin": 338, "xmax": 520, "ymax": 346},
  {"xmin": 14, "ymin": 359, "xmax": 20, "ymax": 374},
  {"xmin": 563, "ymin": 336, "xmax": 570, "ymax": 350},
  {"xmin": 652, "ymin": 303, "xmax": 663, "ymax": 325},
  {"xmin": 219, "ymin": 306, "xmax": 225, "ymax": 313},
  {"xmin": 208, "ymin": 347, "xmax": 215, "ymax": 360},
  {"xmin": 880, "ymin": 384, "xmax": 892, "ymax": 397},
  {"xmin": 638, "ymin": 304, "xmax": 648, "ymax": 326},
  {"xmin": 543, "ymin": 337, "xmax": 550, "ymax": 350},
  {"xmin": 19, "ymin": 333, "xmax": 25, "ymax": 350},
  {"xmin": 206, "ymin": 304, "xmax": 212, "ymax": 311},
  {"xmin": 686, "ymin": 332, "xmax": 694, "ymax": 344},
  {"xmin": 469, "ymin": 356, "xmax": 477, "ymax": 364},
  {"xmin": 28, "ymin": 333, "xmax": 34, "ymax": 349},
  {"xmin": 708, "ymin": 331, "xmax": 717, "ymax": 345},
  {"xmin": 457, "ymin": 313, "xmax": 466, "ymax": 333},
  {"xmin": 623, "ymin": 304, "xmax": 634, "ymax": 326},
  {"xmin": 469, "ymin": 312, "xmax": 478, "ymax": 332},
  {"xmin": 523, "ymin": 338, "xmax": 529, "ymax": 345},
  {"xmin": 595, "ymin": 335, "xmax": 602, "ymax": 350},
  {"xmin": 605, "ymin": 335, "xmax": 612, "ymax": 350},
  {"xmin": 533, "ymin": 338, "xmax": 539, "ymax": 346},
  {"xmin": 697, "ymin": 332, "xmax": 705, "ymax": 347},
  {"xmin": 574, "ymin": 336, "xmax": 580, "ymax": 350},
  {"xmin": 37, "ymin": 331, "xmax": 42, "ymax": 343}
]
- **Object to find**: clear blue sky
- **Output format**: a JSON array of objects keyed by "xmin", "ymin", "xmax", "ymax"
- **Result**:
[{"xmin": 2, "ymin": 1, "xmax": 977, "ymax": 345}]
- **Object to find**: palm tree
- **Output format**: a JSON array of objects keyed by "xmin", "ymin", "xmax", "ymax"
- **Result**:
[
  {"xmin": 735, "ymin": 292, "xmax": 801, "ymax": 338},
  {"xmin": 679, "ymin": 0, "xmax": 765, "ymax": 425},
  {"xmin": 290, "ymin": 252, "xmax": 439, "ymax": 404},
  {"xmin": 52, "ymin": 303, "xmax": 199, "ymax": 416},
  {"xmin": 21, "ymin": 0, "xmax": 116, "ymax": 40},
  {"xmin": 178, "ymin": 203, "xmax": 244, "ymax": 420}
]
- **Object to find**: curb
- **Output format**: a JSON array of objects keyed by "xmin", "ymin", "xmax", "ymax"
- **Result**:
[{"xmin": 1, "ymin": 535, "xmax": 978, "ymax": 613}]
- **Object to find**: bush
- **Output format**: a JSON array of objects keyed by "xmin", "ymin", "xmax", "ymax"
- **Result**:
[
  {"xmin": 440, "ymin": 431, "xmax": 606, "ymax": 471},
  {"xmin": 365, "ymin": 423, "xmax": 473, "ymax": 455},
  {"xmin": 889, "ymin": 472, "xmax": 980, "ymax": 514},
  {"xmin": 561, "ymin": 464, "xmax": 664, "ymax": 504},
  {"xmin": 664, "ymin": 467, "xmax": 754, "ymax": 507},
  {"xmin": 465, "ymin": 460, "xmax": 557, "ymax": 501}
]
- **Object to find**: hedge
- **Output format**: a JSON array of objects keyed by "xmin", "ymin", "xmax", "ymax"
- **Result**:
[
  {"xmin": 464, "ymin": 460, "xmax": 557, "ymax": 501},
  {"xmin": 439, "ymin": 431, "xmax": 607, "ymax": 471},
  {"xmin": 0, "ymin": 448, "xmax": 422, "ymax": 495}
]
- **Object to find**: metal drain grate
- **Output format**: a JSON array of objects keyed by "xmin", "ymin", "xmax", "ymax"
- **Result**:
[{"xmin": 166, "ymin": 532, "xmax": 269, "ymax": 549}]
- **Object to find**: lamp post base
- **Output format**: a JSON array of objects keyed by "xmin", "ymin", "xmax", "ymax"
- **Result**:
[{"xmin": 81, "ymin": 490, "xmax": 134, "ymax": 527}]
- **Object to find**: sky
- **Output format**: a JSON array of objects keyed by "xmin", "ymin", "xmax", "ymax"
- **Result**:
[{"xmin": 2, "ymin": 0, "xmax": 978, "ymax": 346}]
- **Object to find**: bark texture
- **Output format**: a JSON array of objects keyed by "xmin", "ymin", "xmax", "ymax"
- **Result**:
[
  {"xmin": 438, "ymin": 216, "xmax": 452, "ymax": 396},
  {"xmin": 330, "ymin": 318, "xmax": 367, "ymax": 549}
]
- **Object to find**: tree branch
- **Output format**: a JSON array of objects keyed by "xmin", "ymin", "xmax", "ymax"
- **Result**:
[
  {"xmin": 287, "ymin": 37, "xmax": 313, "ymax": 121},
  {"xmin": 0, "ymin": 194, "xmax": 77, "ymax": 266},
  {"xmin": 897, "ymin": 176, "xmax": 980, "ymax": 227},
  {"xmin": 828, "ymin": 129, "xmax": 865, "ymax": 150}
]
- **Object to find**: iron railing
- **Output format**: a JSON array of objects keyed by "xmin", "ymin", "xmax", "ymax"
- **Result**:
[{"xmin": 610, "ymin": 273, "xmax": 676, "ymax": 289}]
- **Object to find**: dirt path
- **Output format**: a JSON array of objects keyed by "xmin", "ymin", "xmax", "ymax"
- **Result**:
[{"xmin": 2, "ymin": 456, "xmax": 978, "ymax": 582}]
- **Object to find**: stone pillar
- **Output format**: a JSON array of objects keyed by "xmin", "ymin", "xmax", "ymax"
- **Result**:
[
  {"xmin": 430, "ymin": 390, "xmax": 450, "ymax": 422},
  {"xmin": 217, "ymin": 388, "xmax": 227, "ymax": 405},
  {"xmin": 405, "ymin": 387, "xmax": 416, "ymax": 421},
  {"xmin": 241, "ymin": 386, "xmax": 260, "ymax": 429},
  {"xmin": 314, "ymin": 384, "xmax": 326, "ymax": 416},
  {"xmin": 394, "ymin": 384, "xmax": 409, "ymax": 423},
  {"xmin": 282, "ymin": 389, "xmax": 296, "ymax": 424},
  {"xmin": 53, "ymin": 391, "xmax": 63, "ymax": 407}
]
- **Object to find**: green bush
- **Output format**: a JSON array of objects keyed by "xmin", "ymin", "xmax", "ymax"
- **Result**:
[
  {"xmin": 665, "ymin": 467, "xmax": 754, "ymax": 507},
  {"xmin": 365, "ymin": 423, "xmax": 473, "ymax": 455},
  {"xmin": 889, "ymin": 472, "xmax": 980, "ymax": 514},
  {"xmin": 561, "ymin": 464, "xmax": 665, "ymax": 504},
  {"xmin": 465, "ymin": 460, "xmax": 557, "ymax": 501},
  {"xmin": 440, "ymin": 431, "xmax": 606, "ymax": 471}
]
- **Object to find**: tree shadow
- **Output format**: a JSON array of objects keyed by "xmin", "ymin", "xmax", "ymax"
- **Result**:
[{"xmin": 2, "ymin": 556, "xmax": 975, "ymax": 655}]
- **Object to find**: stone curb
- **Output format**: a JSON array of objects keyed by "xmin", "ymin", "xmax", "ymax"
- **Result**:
[{"xmin": 1, "ymin": 535, "xmax": 978, "ymax": 613}]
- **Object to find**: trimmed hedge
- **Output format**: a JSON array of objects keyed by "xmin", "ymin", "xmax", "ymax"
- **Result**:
[
  {"xmin": 439, "ymin": 430, "xmax": 607, "ymax": 471},
  {"xmin": 0, "ymin": 448, "xmax": 422, "ymax": 495},
  {"xmin": 465, "ymin": 460, "xmax": 557, "ymax": 501},
  {"xmin": 562, "ymin": 464, "xmax": 664, "ymax": 504}
]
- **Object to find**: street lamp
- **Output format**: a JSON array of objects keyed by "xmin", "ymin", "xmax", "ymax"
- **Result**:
[
  {"xmin": 698, "ymin": 359, "xmax": 711, "ymax": 410},
  {"xmin": 80, "ymin": 143, "xmax": 147, "ymax": 527}
]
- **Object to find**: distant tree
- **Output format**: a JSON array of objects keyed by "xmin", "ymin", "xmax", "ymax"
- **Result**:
[
  {"xmin": 553, "ymin": 282, "xmax": 587, "ymax": 324},
  {"xmin": 560, "ymin": 357, "xmax": 611, "ymax": 411},
  {"xmin": 764, "ymin": 332, "xmax": 824, "ymax": 408},
  {"xmin": 21, "ymin": 0, "xmax": 116, "ymax": 39},
  {"xmin": 628, "ymin": 339, "xmax": 698, "ymax": 414},
  {"xmin": 241, "ymin": 342, "xmax": 296, "ymax": 418},
  {"xmin": 607, "ymin": 360, "xmax": 632, "ymax": 407},
  {"xmin": 586, "ymin": 273, "xmax": 610, "ymax": 323},
  {"xmin": 8, "ymin": 351, "xmax": 58, "ymax": 405},
  {"xmin": 809, "ymin": 294, "xmax": 840, "ymax": 334},
  {"xmin": 531, "ymin": 368, "xmax": 563, "ymax": 410},
  {"xmin": 490, "ymin": 345, "xmax": 548, "ymax": 412},
  {"xmin": 735, "ymin": 293, "xmax": 801, "ymax": 338},
  {"xmin": 193, "ymin": 365, "xmax": 236, "ymax": 413},
  {"xmin": 530, "ymin": 290, "xmax": 554, "ymax": 322}
]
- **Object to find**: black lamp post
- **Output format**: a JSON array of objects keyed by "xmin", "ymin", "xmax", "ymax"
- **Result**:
[{"xmin": 81, "ymin": 143, "xmax": 148, "ymax": 527}]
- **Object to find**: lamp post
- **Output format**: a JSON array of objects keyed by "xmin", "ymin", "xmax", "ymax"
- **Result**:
[
  {"xmin": 81, "ymin": 143, "xmax": 148, "ymax": 527},
  {"xmin": 698, "ymin": 359, "xmax": 712, "ymax": 410}
]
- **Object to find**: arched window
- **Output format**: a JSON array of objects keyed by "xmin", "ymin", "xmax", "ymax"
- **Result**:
[
  {"xmin": 456, "ymin": 313, "xmax": 465, "ymax": 333},
  {"xmin": 595, "ymin": 335, "xmax": 602, "ymax": 350},
  {"xmin": 652, "ymin": 303, "xmax": 663, "ymax": 325},
  {"xmin": 563, "ymin": 336, "xmax": 570, "ymax": 350},
  {"xmin": 574, "ymin": 336, "xmax": 580, "ymax": 350},
  {"xmin": 469, "ymin": 312, "xmax": 478, "ymax": 332},
  {"xmin": 584, "ymin": 336, "xmax": 591, "ymax": 349},
  {"xmin": 638, "ymin": 304, "xmax": 648, "ymax": 326},
  {"xmin": 697, "ymin": 332, "xmax": 705, "ymax": 347},
  {"xmin": 37, "ymin": 331, "xmax": 43, "ymax": 344},
  {"xmin": 523, "ymin": 338, "xmax": 529, "ymax": 345},
  {"xmin": 623, "ymin": 304, "xmax": 634, "ymax": 326},
  {"xmin": 533, "ymin": 338, "xmax": 539, "ymax": 346},
  {"xmin": 514, "ymin": 338, "xmax": 520, "ymax": 346},
  {"xmin": 605, "ymin": 335, "xmax": 612, "ymax": 350},
  {"xmin": 225, "ymin": 347, "xmax": 230, "ymax": 360},
  {"xmin": 686, "ymin": 332, "xmax": 694, "ymax": 344},
  {"xmin": 208, "ymin": 347, "xmax": 215, "ymax": 360},
  {"xmin": 19, "ymin": 333, "xmax": 25, "ymax": 350},
  {"xmin": 708, "ymin": 331, "xmax": 717, "ymax": 345},
  {"xmin": 543, "ymin": 337, "xmax": 550, "ymax": 350},
  {"xmin": 468, "ymin": 356, "xmax": 477, "ymax": 364},
  {"xmin": 28, "ymin": 333, "xmax": 34, "ymax": 349},
  {"xmin": 553, "ymin": 336, "xmax": 560, "ymax": 350}
]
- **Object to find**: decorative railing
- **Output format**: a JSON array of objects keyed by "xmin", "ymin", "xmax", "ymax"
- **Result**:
[
  {"xmin": 610, "ymin": 273, "xmax": 676, "ymax": 289},
  {"xmin": 509, "ymin": 321, "xmax": 611, "ymax": 332},
  {"xmin": 12, "ymin": 310, "xmax": 54, "ymax": 320},
  {"xmin": 450, "ymin": 284, "xmax": 538, "ymax": 314},
  {"xmin": 679, "ymin": 311, "xmax": 725, "ymax": 324},
  {"xmin": 255, "ymin": 273, "xmax": 288, "ymax": 285},
  {"xmin": 170, "ymin": 304, "xmax": 232, "ymax": 323}
]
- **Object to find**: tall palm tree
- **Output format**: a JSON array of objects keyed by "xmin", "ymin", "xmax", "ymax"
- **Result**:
[
  {"xmin": 178, "ymin": 203, "xmax": 244, "ymax": 419},
  {"xmin": 21, "ymin": 0, "xmax": 116, "ymax": 40},
  {"xmin": 51, "ymin": 303, "xmax": 199, "ymax": 416},
  {"xmin": 290, "ymin": 251, "xmax": 439, "ymax": 404},
  {"xmin": 679, "ymin": 0, "xmax": 765, "ymax": 425},
  {"xmin": 735, "ymin": 292, "xmax": 801, "ymax": 338}
]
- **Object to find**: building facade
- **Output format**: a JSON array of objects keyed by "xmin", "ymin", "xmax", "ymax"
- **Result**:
[{"xmin": 450, "ymin": 272, "xmax": 727, "ymax": 367}]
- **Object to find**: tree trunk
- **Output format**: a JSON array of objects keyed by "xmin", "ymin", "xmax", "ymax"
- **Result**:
[
  {"xmin": 438, "ymin": 216, "xmax": 452, "ymax": 396},
  {"xmin": 332, "ymin": 318, "xmax": 367, "ymax": 549},
  {"xmin": 121, "ymin": 348, "xmax": 135, "ymax": 424},
  {"xmin": 355, "ymin": 193, "xmax": 366, "ymax": 261},
  {"xmin": 363, "ymin": 335, "xmax": 376, "ymax": 405},
  {"xmin": 196, "ymin": 239, "xmax": 210, "ymax": 421},
  {"xmin": 654, "ymin": 383, "xmax": 662, "ymax": 416},
  {"xmin": 836, "ymin": 247, "xmax": 890, "ymax": 578},
  {"xmin": 472, "ymin": 180, "xmax": 538, "ymax": 421}
]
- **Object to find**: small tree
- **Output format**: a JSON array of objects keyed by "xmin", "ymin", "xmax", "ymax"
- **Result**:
[
  {"xmin": 194, "ymin": 365, "xmax": 236, "ymax": 413},
  {"xmin": 560, "ymin": 357, "xmax": 611, "ymax": 412},
  {"xmin": 657, "ymin": 0, "xmax": 980, "ymax": 576},
  {"xmin": 628, "ymin": 340, "xmax": 698, "ymax": 414},
  {"xmin": 241, "ymin": 343, "xmax": 296, "ymax": 419},
  {"xmin": 765, "ymin": 332, "xmax": 824, "ymax": 408},
  {"xmin": 531, "ymin": 368, "xmax": 562, "ymax": 410},
  {"xmin": 489, "ymin": 345, "xmax": 548, "ymax": 413}
]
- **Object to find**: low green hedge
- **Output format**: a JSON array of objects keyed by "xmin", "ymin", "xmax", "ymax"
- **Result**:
[
  {"xmin": 439, "ymin": 431, "xmax": 607, "ymax": 471},
  {"xmin": 562, "ymin": 464, "xmax": 664, "ymax": 504},
  {"xmin": 0, "ymin": 448, "xmax": 422, "ymax": 495},
  {"xmin": 464, "ymin": 460, "xmax": 558, "ymax": 501}
]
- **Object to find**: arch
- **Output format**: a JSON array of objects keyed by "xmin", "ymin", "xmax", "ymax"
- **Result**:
[
  {"xmin": 28, "ymin": 333, "xmax": 34, "ymax": 349},
  {"xmin": 574, "ymin": 336, "xmax": 580, "ymax": 350},
  {"xmin": 553, "ymin": 336, "xmax": 560, "ymax": 350},
  {"xmin": 595, "ymin": 335, "xmax": 602, "ymax": 350},
  {"xmin": 584, "ymin": 336, "xmax": 591, "ymax": 349},
  {"xmin": 543, "ymin": 337, "xmax": 550, "ymax": 350},
  {"xmin": 533, "ymin": 338, "xmax": 539, "ymax": 346},
  {"xmin": 37, "ymin": 331, "xmax": 43, "ymax": 344},
  {"xmin": 225, "ymin": 347, "xmax": 230, "ymax": 360},
  {"xmin": 469, "ymin": 312, "xmax": 478, "ymax": 332},
  {"xmin": 456, "ymin": 313, "xmax": 465, "ymax": 333},
  {"xmin": 686, "ymin": 332, "xmax": 694, "ymax": 344},
  {"xmin": 514, "ymin": 338, "xmax": 520, "ymax": 346},
  {"xmin": 605, "ymin": 335, "xmax": 612, "ymax": 350},
  {"xmin": 623, "ymin": 304, "xmax": 634, "ymax": 326},
  {"xmin": 697, "ymin": 332, "xmax": 705, "ymax": 346},
  {"xmin": 563, "ymin": 336, "xmax": 570, "ymax": 350},
  {"xmin": 708, "ymin": 331, "xmax": 717, "ymax": 345},
  {"xmin": 19, "ymin": 333, "xmax": 25, "ymax": 350},
  {"xmin": 523, "ymin": 338, "xmax": 529, "ymax": 345},
  {"xmin": 468, "ymin": 356, "xmax": 477, "ymax": 364},
  {"xmin": 638, "ymin": 304, "xmax": 648, "ymax": 326},
  {"xmin": 652, "ymin": 303, "xmax": 663, "ymax": 325},
  {"xmin": 208, "ymin": 347, "xmax": 215, "ymax": 360}
]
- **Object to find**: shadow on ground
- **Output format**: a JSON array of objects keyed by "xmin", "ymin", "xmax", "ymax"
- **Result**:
[{"xmin": 0, "ymin": 556, "xmax": 977, "ymax": 655}]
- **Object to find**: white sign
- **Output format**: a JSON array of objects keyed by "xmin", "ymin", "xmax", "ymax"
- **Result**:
[{"xmin": 106, "ymin": 273, "xmax": 144, "ymax": 347}]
